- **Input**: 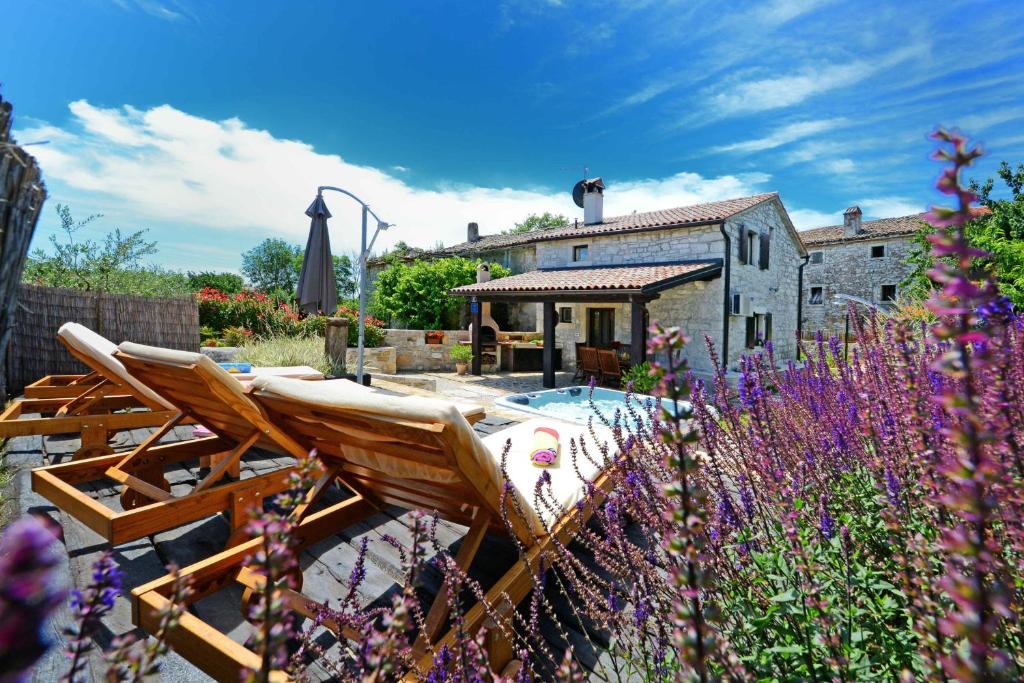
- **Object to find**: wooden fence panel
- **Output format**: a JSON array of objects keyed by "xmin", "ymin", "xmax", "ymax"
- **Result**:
[{"xmin": 4, "ymin": 284, "xmax": 199, "ymax": 395}]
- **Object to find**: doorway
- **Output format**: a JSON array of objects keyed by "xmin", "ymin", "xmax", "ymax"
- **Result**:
[{"xmin": 587, "ymin": 308, "xmax": 615, "ymax": 348}]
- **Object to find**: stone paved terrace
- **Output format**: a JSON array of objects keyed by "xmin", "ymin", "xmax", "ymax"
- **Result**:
[{"xmin": 2, "ymin": 374, "xmax": 630, "ymax": 682}]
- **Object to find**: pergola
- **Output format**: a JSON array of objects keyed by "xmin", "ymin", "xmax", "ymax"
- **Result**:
[{"xmin": 451, "ymin": 260, "xmax": 723, "ymax": 388}]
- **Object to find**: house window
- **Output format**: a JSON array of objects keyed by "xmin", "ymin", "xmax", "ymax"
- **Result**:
[
  {"xmin": 881, "ymin": 284, "xmax": 897, "ymax": 302},
  {"xmin": 747, "ymin": 231, "xmax": 758, "ymax": 266},
  {"xmin": 809, "ymin": 286, "xmax": 823, "ymax": 305},
  {"xmin": 573, "ymin": 245, "xmax": 589, "ymax": 262},
  {"xmin": 809, "ymin": 251, "xmax": 823, "ymax": 264},
  {"xmin": 871, "ymin": 245, "xmax": 885, "ymax": 258},
  {"xmin": 587, "ymin": 308, "xmax": 615, "ymax": 348},
  {"xmin": 559, "ymin": 306, "xmax": 572, "ymax": 323}
]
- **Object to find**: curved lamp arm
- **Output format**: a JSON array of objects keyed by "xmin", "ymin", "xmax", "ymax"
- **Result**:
[{"xmin": 318, "ymin": 186, "xmax": 390, "ymax": 228}]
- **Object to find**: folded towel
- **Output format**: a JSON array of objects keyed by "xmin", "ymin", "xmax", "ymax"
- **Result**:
[{"xmin": 530, "ymin": 426, "xmax": 560, "ymax": 467}]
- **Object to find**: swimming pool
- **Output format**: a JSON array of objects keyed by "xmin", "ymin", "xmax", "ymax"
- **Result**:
[{"xmin": 496, "ymin": 386, "xmax": 691, "ymax": 425}]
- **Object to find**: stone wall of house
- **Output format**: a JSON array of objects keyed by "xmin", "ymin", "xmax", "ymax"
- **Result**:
[
  {"xmin": 535, "ymin": 223, "xmax": 723, "ymax": 269},
  {"xmin": 801, "ymin": 236, "xmax": 915, "ymax": 338},
  {"xmin": 723, "ymin": 200, "xmax": 804, "ymax": 366}
]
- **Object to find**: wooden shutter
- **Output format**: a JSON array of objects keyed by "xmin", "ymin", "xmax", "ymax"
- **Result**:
[
  {"xmin": 745, "ymin": 316, "xmax": 756, "ymax": 349},
  {"xmin": 738, "ymin": 226, "xmax": 748, "ymax": 264},
  {"xmin": 759, "ymin": 232, "xmax": 770, "ymax": 270},
  {"xmin": 765, "ymin": 312, "xmax": 773, "ymax": 342}
]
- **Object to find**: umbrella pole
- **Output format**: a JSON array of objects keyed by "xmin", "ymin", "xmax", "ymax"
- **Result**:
[{"xmin": 357, "ymin": 204, "xmax": 368, "ymax": 384}]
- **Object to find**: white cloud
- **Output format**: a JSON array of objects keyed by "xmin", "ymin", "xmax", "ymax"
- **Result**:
[
  {"xmin": 700, "ymin": 46, "xmax": 922, "ymax": 119},
  {"xmin": 822, "ymin": 158, "xmax": 855, "ymax": 174},
  {"xmin": 711, "ymin": 118, "xmax": 845, "ymax": 153},
  {"xmin": 789, "ymin": 208, "xmax": 841, "ymax": 230},
  {"xmin": 958, "ymin": 107, "xmax": 1024, "ymax": 133},
  {"xmin": 856, "ymin": 196, "xmax": 923, "ymax": 219},
  {"xmin": 23, "ymin": 101, "xmax": 771, "ymax": 261}
]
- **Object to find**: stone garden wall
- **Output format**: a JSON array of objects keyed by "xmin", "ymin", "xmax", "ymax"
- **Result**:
[{"xmin": 384, "ymin": 328, "xmax": 469, "ymax": 372}]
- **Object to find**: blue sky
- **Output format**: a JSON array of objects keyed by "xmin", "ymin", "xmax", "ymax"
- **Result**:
[{"xmin": 5, "ymin": 0, "xmax": 1024, "ymax": 273}]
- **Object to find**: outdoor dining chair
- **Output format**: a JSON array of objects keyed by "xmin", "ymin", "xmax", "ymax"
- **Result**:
[
  {"xmin": 130, "ymin": 375, "xmax": 619, "ymax": 681},
  {"xmin": 597, "ymin": 349, "xmax": 623, "ymax": 388},
  {"xmin": 578, "ymin": 346, "xmax": 601, "ymax": 384}
]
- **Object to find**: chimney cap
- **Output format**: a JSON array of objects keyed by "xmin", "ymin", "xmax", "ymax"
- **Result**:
[
  {"xmin": 843, "ymin": 206, "xmax": 862, "ymax": 215},
  {"xmin": 584, "ymin": 177, "xmax": 605, "ymax": 193}
]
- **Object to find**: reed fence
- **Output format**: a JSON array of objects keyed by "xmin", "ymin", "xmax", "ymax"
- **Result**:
[{"xmin": 4, "ymin": 284, "xmax": 199, "ymax": 395}]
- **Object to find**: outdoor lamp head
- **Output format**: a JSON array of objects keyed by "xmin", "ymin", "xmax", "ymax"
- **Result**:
[{"xmin": 378, "ymin": 221, "xmax": 391, "ymax": 231}]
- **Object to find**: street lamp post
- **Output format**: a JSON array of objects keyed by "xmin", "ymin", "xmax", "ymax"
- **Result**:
[
  {"xmin": 315, "ymin": 186, "xmax": 393, "ymax": 385},
  {"xmin": 832, "ymin": 293, "xmax": 881, "ymax": 362}
]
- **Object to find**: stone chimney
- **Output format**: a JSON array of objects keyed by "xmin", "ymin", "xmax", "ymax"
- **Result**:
[
  {"xmin": 467, "ymin": 222, "xmax": 480, "ymax": 243},
  {"xmin": 583, "ymin": 177, "xmax": 605, "ymax": 225},
  {"xmin": 476, "ymin": 262, "xmax": 491, "ymax": 284},
  {"xmin": 843, "ymin": 206, "xmax": 862, "ymax": 236}
]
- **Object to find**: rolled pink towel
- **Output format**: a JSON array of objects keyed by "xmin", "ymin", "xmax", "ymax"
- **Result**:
[{"xmin": 530, "ymin": 426, "xmax": 560, "ymax": 467}]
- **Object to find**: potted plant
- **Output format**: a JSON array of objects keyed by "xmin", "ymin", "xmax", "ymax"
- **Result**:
[
  {"xmin": 425, "ymin": 330, "xmax": 445, "ymax": 345},
  {"xmin": 450, "ymin": 344, "xmax": 473, "ymax": 375}
]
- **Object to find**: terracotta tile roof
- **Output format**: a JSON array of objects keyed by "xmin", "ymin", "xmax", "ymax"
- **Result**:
[
  {"xmin": 451, "ymin": 260, "xmax": 722, "ymax": 296},
  {"xmin": 799, "ymin": 213, "xmax": 928, "ymax": 246},
  {"xmin": 800, "ymin": 207, "xmax": 992, "ymax": 246},
  {"xmin": 439, "ymin": 192, "xmax": 779, "ymax": 255}
]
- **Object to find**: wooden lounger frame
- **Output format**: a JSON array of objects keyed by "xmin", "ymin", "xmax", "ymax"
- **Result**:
[
  {"xmin": 131, "ymin": 391, "xmax": 613, "ymax": 680},
  {"xmin": 2, "ymin": 337, "xmax": 181, "ymax": 459},
  {"xmin": 30, "ymin": 348, "xmax": 313, "ymax": 546}
]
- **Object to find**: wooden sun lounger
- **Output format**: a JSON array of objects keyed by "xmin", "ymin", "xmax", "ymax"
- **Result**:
[
  {"xmin": 1, "ymin": 323, "xmax": 184, "ymax": 459},
  {"xmin": 131, "ymin": 376, "xmax": 616, "ymax": 680},
  {"xmin": 31, "ymin": 342, "xmax": 486, "ymax": 549}
]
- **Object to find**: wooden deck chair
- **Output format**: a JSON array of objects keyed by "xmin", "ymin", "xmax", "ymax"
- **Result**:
[
  {"xmin": 597, "ymin": 349, "xmax": 623, "ymax": 388},
  {"xmin": 29, "ymin": 343, "xmax": 326, "ymax": 547},
  {"xmin": 130, "ymin": 375, "xmax": 618, "ymax": 681},
  {"xmin": 0, "ymin": 323, "xmax": 183, "ymax": 459},
  {"xmin": 578, "ymin": 346, "xmax": 601, "ymax": 384},
  {"xmin": 31, "ymin": 342, "xmax": 485, "ymax": 548}
]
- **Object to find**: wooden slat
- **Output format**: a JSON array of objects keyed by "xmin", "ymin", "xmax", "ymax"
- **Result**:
[{"xmin": 105, "ymin": 467, "xmax": 172, "ymax": 502}]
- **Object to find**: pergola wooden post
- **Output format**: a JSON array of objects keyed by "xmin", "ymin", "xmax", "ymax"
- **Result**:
[
  {"xmin": 630, "ymin": 297, "xmax": 647, "ymax": 366},
  {"xmin": 542, "ymin": 301, "xmax": 556, "ymax": 388}
]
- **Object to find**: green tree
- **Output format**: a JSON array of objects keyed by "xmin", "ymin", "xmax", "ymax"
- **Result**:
[
  {"xmin": 903, "ymin": 161, "xmax": 1024, "ymax": 306},
  {"xmin": 187, "ymin": 271, "xmax": 244, "ymax": 293},
  {"xmin": 22, "ymin": 204, "xmax": 189, "ymax": 295},
  {"xmin": 503, "ymin": 212, "xmax": 570, "ymax": 235},
  {"xmin": 373, "ymin": 257, "xmax": 510, "ymax": 329},
  {"xmin": 241, "ymin": 239, "xmax": 303, "ymax": 293}
]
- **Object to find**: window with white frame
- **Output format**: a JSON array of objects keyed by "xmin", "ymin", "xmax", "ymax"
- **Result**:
[
  {"xmin": 573, "ymin": 244, "xmax": 589, "ymax": 262},
  {"xmin": 809, "ymin": 286, "xmax": 824, "ymax": 305},
  {"xmin": 809, "ymin": 251, "xmax": 823, "ymax": 264}
]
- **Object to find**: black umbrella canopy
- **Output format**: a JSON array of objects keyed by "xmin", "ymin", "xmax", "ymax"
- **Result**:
[{"xmin": 296, "ymin": 194, "xmax": 338, "ymax": 315}]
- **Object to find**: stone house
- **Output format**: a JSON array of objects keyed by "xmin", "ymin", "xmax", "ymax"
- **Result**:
[
  {"xmin": 449, "ymin": 182, "xmax": 807, "ymax": 385},
  {"xmin": 799, "ymin": 207, "xmax": 925, "ymax": 337}
]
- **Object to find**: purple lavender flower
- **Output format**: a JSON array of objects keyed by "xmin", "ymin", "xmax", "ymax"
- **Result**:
[
  {"xmin": 0, "ymin": 517, "xmax": 66, "ymax": 682},
  {"xmin": 885, "ymin": 466, "xmax": 902, "ymax": 508},
  {"xmin": 819, "ymin": 507, "xmax": 836, "ymax": 540}
]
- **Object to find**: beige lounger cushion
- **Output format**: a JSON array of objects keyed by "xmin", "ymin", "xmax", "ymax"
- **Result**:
[
  {"xmin": 59, "ymin": 322, "xmax": 174, "ymax": 410},
  {"xmin": 251, "ymin": 375, "xmax": 615, "ymax": 534},
  {"xmin": 231, "ymin": 365, "xmax": 324, "ymax": 382}
]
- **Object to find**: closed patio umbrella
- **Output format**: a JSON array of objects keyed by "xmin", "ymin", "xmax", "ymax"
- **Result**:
[{"xmin": 296, "ymin": 194, "xmax": 338, "ymax": 315}]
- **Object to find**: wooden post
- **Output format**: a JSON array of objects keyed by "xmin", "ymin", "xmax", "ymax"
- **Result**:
[
  {"xmin": 543, "ymin": 301, "xmax": 556, "ymax": 389},
  {"xmin": 324, "ymin": 317, "xmax": 349, "ymax": 376},
  {"xmin": 470, "ymin": 297, "xmax": 482, "ymax": 376},
  {"xmin": 0, "ymin": 94, "xmax": 47, "ymax": 403},
  {"xmin": 630, "ymin": 298, "xmax": 647, "ymax": 365}
]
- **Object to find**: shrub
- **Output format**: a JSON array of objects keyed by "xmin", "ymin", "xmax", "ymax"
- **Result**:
[
  {"xmin": 187, "ymin": 271, "xmax": 244, "ymax": 294},
  {"xmin": 372, "ymin": 257, "xmax": 509, "ymax": 329},
  {"xmin": 223, "ymin": 326, "xmax": 253, "ymax": 347},
  {"xmin": 620, "ymin": 360, "xmax": 656, "ymax": 393}
]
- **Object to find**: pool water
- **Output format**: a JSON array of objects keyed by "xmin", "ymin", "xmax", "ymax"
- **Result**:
[{"xmin": 496, "ymin": 387, "xmax": 690, "ymax": 425}]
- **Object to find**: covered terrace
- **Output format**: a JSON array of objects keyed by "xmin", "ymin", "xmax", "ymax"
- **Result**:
[{"xmin": 451, "ymin": 259, "xmax": 723, "ymax": 388}]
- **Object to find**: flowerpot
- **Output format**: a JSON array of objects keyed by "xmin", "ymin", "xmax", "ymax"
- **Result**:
[
  {"xmin": 425, "ymin": 332, "xmax": 444, "ymax": 345},
  {"xmin": 456, "ymin": 362, "xmax": 468, "ymax": 375}
]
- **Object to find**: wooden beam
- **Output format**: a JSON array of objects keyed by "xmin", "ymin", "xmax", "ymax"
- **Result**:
[
  {"xmin": 471, "ymin": 297, "xmax": 482, "ymax": 376},
  {"xmin": 630, "ymin": 298, "xmax": 647, "ymax": 365},
  {"xmin": 543, "ymin": 301, "xmax": 556, "ymax": 388}
]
